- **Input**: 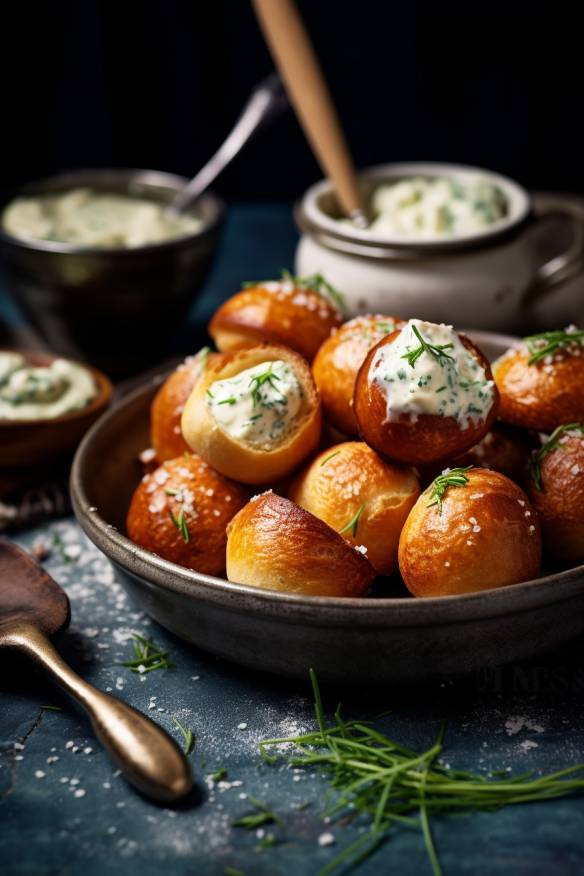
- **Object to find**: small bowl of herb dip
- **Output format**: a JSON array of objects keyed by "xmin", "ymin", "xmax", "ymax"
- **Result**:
[
  {"xmin": 0, "ymin": 350, "xmax": 112, "ymax": 468},
  {"xmin": 0, "ymin": 169, "xmax": 225, "ymax": 378}
]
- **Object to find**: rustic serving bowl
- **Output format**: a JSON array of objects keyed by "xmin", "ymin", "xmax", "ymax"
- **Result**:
[
  {"xmin": 0, "ymin": 350, "xmax": 112, "ymax": 469},
  {"xmin": 71, "ymin": 332, "xmax": 584, "ymax": 684}
]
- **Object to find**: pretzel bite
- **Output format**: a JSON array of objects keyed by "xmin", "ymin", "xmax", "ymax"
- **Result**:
[
  {"xmin": 208, "ymin": 275, "xmax": 343, "ymax": 361},
  {"xmin": 493, "ymin": 327, "xmax": 584, "ymax": 432},
  {"xmin": 398, "ymin": 467, "xmax": 541, "ymax": 597},
  {"xmin": 527, "ymin": 424, "xmax": 584, "ymax": 564},
  {"xmin": 312, "ymin": 315, "xmax": 406, "ymax": 435},
  {"xmin": 126, "ymin": 454, "xmax": 248, "ymax": 575},
  {"xmin": 288, "ymin": 441, "xmax": 419, "ymax": 575},
  {"xmin": 181, "ymin": 344, "xmax": 321, "ymax": 485},
  {"xmin": 226, "ymin": 491, "xmax": 375, "ymax": 596},
  {"xmin": 150, "ymin": 348, "xmax": 216, "ymax": 461},
  {"xmin": 354, "ymin": 319, "xmax": 498, "ymax": 466}
]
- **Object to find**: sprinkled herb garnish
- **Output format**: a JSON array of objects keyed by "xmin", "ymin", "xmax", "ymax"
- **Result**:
[
  {"xmin": 232, "ymin": 796, "xmax": 284, "ymax": 830},
  {"xmin": 401, "ymin": 325, "xmax": 455, "ymax": 369},
  {"xmin": 51, "ymin": 532, "xmax": 73, "ymax": 563},
  {"xmin": 260, "ymin": 669, "xmax": 584, "ymax": 876},
  {"xmin": 169, "ymin": 507, "xmax": 190, "ymax": 543},
  {"xmin": 375, "ymin": 321, "xmax": 397, "ymax": 335},
  {"xmin": 427, "ymin": 466, "xmax": 473, "ymax": 513},
  {"xmin": 530, "ymin": 423, "xmax": 584, "ymax": 489},
  {"xmin": 242, "ymin": 269, "xmax": 345, "ymax": 313},
  {"xmin": 224, "ymin": 868, "xmax": 245, "ymax": 876},
  {"xmin": 338, "ymin": 503, "xmax": 365, "ymax": 537},
  {"xmin": 256, "ymin": 834, "xmax": 278, "ymax": 851},
  {"xmin": 218, "ymin": 397, "xmax": 237, "ymax": 406},
  {"xmin": 206, "ymin": 389, "xmax": 215, "ymax": 400},
  {"xmin": 249, "ymin": 364, "xmax": 282, "ymax": 408},
  {"xmin": 212, "ymin": 766, "xmax": 228, "ymax": 782},
  {"xmin": 40, "ymin": 704, "xmax": 63, "ymax": 712},
  {"xmin": 122, "ymin": 634, "xmax": 174, "ymax": 674},
  {"xmin": 320, "ymin": 450, "xmax": 341, "ymax": 466},
  {"xmin": 164, "ymin": 487, "xmax": 178, "ymax": 496},
  {"xmin": 524, "ymin": 328, "xmax": 584, "ymax": 364},
  {"xmin": 172, "ymin": 717, "xmax": 195, "ymax": 755}
]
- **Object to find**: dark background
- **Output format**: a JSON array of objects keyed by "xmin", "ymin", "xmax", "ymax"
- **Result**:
[{"xmin": 1, "ymin": 0, "xmax": 582, "ymax": 201}]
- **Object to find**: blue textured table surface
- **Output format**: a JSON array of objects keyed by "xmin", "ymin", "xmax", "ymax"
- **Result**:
[{"xmin": 2, "ymin": 205, "xmax": 584, "ymax": 876}]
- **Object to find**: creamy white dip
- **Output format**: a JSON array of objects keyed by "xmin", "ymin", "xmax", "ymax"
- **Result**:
[
  {"xmin": 363, "ymin": 176, "xmax": 507, "ymax": 238},
  {"xmin": 369, "ymin": 319, "xmax": 494, "ymax": 427},
  {"xmin": 2, "ymin": 188, "xmax": 203, "ymax": 248},
  {"xmin": 0, "ymin": 353, "xmax": 97, "ymax": 420},
  {"xmin": 206, "ymin": 360, "xmax": 302, "ymax": 446}
]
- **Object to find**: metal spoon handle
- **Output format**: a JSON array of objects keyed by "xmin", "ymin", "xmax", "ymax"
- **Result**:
[
  {"xmin": 0, "ymin": 619, "xmax": 192, "ymax": 802},
  {"xmin": 168, "ymin": 72, "xmax": 288, "ymax": 215}
]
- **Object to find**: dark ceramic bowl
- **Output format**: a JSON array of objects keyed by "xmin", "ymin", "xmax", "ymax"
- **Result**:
[
  {"xmin": 0, "ymin": 169, "xmax": 224, "ymax": 378},
  {"xmin": 70, "ymin": 331, "xmax": 584, "ymax": 684}
]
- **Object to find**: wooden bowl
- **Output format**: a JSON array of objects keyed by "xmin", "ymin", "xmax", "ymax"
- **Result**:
[{"xmin": 0, "ymin": 350, "xmax": 113, "ymax": 468}]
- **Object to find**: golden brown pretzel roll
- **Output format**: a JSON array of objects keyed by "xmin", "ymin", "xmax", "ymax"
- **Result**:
[
  {"xmin": 288, "ymin": 441, "xmax": 419, "ymax": 575},
  {"xmin": 354, "ymin": 319, "xmax": 498, "ymax": 466},
  {"xmin": 527, "ymin": 423, "xmax": 584, "ymax": 564},
  {"xmin": 126, "ymin": 454, "xmax": 248, "ymax": 575},
  {"xmin": 226, "ymin": 492, "xmax": 375, "ymax": 596},
  {"xmin": 150, "ymin": 348, "xmax": 217, "ymax": 462},
  {"xmin": 493, "ymin": 329, "xmax": 584, "ymax": 432},
  {"xmin": 312, "ymin": 314, "xmax": 406, "ymax": 435},
  {"xmin": 208, "ymin": 276, "xmax": 343, "ymax": 361},
  {"xmin": 398, "ymin": 467, "xmax": 541, "ymax": 597},
  {"xmin": 181, "ymin": 344, "xmax": 321, "ymax": 485}
]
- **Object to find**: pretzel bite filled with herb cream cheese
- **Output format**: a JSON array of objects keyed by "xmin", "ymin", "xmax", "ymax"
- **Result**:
[
  {"xmin": 493, "ymin": 327, "xmax": 584, "ymax": 432},
  {"xmin": 312, "ymin": 315, "xmax": 406, "ymax": 436},
  {"xmin": 226, "ymin": 491, "xmax": 375, "ymax": 596},
  {"xmin": 126, "ymin": 454, "xmax": 248, "ymax": 575},
  {"xmin": 181, "ymin": 344, "xmax": 321, "ymax": 485},
  {"xmin": 288, "ymin": 441, "xmax": 420, "ymax": 575},
  {"xmin": 398, "ymin": 467, "xmax": 541, "ymax": 597},
  {"xmin": 527, "ymin": 423, "xmax": 584, "ymax": 564},
  {"xmin": 208, "ymin": 272, "xmax": 343, "ymax": 362},
  {"xmin": 354, "ymin": 319, "xmax": 498, "ymax": 466},
  {"xmin": 150, "ymin": 347, "xmax": 216, "ymax": 461}
]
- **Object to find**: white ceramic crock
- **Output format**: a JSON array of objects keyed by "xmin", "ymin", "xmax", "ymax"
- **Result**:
[{"xmin": 294, "ymin": 162, "xmax": 584, "ymax": 330}]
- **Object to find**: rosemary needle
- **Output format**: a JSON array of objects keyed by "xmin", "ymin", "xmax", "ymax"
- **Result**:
[
  {"xmin": 172, "ymin": 717, "xmax": 195, "ymax": 755},
  {"xmin": 260, "ymin": 669, "xmax": 584, "ymax": 876},
  {"xmin": 122, "ymin": 633, "xmax": 174, "ymax": 674}
]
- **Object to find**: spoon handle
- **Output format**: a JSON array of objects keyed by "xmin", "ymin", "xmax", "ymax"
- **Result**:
[
  {"xmin": 168, "ymin": 72, "xmax": 288, "ymax": 215},
  {"xmin": 0, "ymin": 619, "xmax": 192, "ymax": 802},
  {"xmin": 252, "ymin": 0, "xmax": 366, "ymax": 222}
]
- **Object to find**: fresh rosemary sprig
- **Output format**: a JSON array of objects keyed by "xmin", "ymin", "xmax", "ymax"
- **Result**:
[
  {"xmin": 401, "ymin": 325, "xmax": 455, "ymax": 369},
  {"xmin": 338, "ymin": 503, "xmax": 365, "ymax": 537},
  {"xmin": 427, "ymin": 466, "xmax": 473, "ymax": 513},
  {"xmin": 524, "ymin": 328, "xmax": 584, "ymax": 364},
  {"xmin": 122, "ymin": 633, "xmax": 174, "ymax": 674},
  {"xmin": 211, "ymin": 766, "xmax": 228, "ymax": 782},
  {"xmin": 172, "ymin": 716, "xmax": 195, "ymax": 755},
  {"xmin": 530, "ymin": 423, "xmax": 584, "ymax": 489},
  {"xmin": 260, "ymin": 669, "xmax": 584, "ymax": 876},
  {"xmin": 232, "ymin": 795, "xmax": 284, "ymax": 830},
  {"xmin": 169, "ymin": 506, "xmax": 190, "ymax": 543}
]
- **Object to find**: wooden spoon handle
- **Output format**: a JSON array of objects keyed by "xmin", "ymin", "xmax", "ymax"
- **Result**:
[
  {"xmin": 252, "ymin": 0, "xmax": 365, "ymax": 219},
  {"xmin": 0, "ymin": 620, "xmax": 192, "ymax": 802}
]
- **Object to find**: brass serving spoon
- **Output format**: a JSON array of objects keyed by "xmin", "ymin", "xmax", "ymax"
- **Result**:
[{"xmin": 0, "ymin": 538, "xmax": 192, "ymax": 802}]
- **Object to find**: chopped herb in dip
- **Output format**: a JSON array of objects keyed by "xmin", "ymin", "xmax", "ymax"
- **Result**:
[{"xmin": 0, "ymin": 353, "xmax": 97, "ymax": 420}]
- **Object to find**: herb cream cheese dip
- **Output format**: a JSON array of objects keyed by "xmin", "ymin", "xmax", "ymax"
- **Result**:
[
  {"xmin": 0, "ymin": 353, "xmax": 97, "ymax": 420},
  {"xmin": 2, "ymin": 188, "xmax": 203, "ymax": 248},
  {"xmin": 364, "ymin": 176, "xmax": 507, "ymax": 238},
  {"xmin": 369, "ymin": 319, "xmax": 495, "ymax": 427},
  {"xmin": 206, "ymin": 360, "xmax": 303, "ymax": 446}
]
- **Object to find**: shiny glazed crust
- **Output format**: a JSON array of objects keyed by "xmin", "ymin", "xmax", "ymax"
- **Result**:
[
  {"xmin": 398, "ymin": 468, "xmax": 541, "ymax": 597},
  {"xmin": 288, "ymin": 441, "xmax": 420, "ymax": 575},
  {"xmin": 312, "ymin": 314, "xmax": 405, "ymax": 436},
  {"xmin": 180, "ymin": 344, "xmax": 322, "ymax": 485},
  {"xmin": 527, "ymin": 432, "xmax": 584, "ymax": 564},
  {"xmin": 493, "ymin": 344, "xmax": 584, "ymax": 432},
  {"xmin": 150, "ymin": 351, "xmax": 218, "ymax": 461},
  {"xmin": 126, "ymin": 454, "xmax": 248, "ymax": 575},
  {"xmin": 226, "ymin": 492, "xmax": 376, "ymax": 596},
  {"xmin": 353, "ymin": 330, "xmax": 499, "ymax": 465},
  {"xmin": 208, "ymin": 283, "xmax": 342, "ymax": 361}
]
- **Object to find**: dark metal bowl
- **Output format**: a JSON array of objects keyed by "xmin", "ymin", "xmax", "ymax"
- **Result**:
[
  {"xmin": 70, "ymin": 332, "xmax": 584, "ymax": 684},
  {"xmin": 0, "ymin": 169, "xmax": 225, "ymax": 378}
]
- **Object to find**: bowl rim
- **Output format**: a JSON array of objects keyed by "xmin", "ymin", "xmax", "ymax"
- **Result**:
[
  {"xmin": 0, "ymin": 167, "xmax": 225, "ymax": 257},
  {"xmin": 298, "ymin": 162, "xmax": 532, "ymax": 255},
  {"xmin": 70, "ymin": 328, "xmax": 584, "ymax": 629},
  {"xmin": 0, "ymin": 348, "xmax": 113, "ymax": 428}
]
